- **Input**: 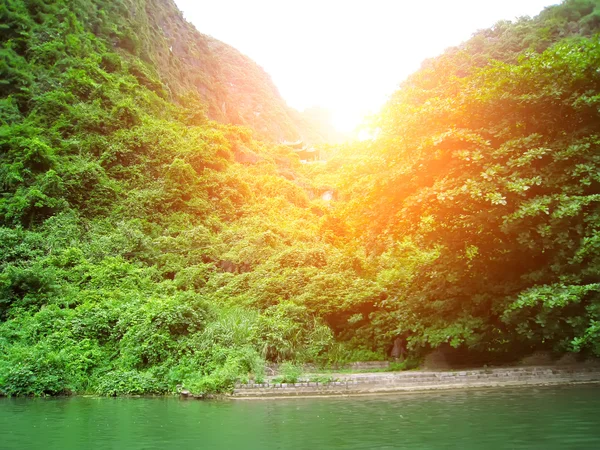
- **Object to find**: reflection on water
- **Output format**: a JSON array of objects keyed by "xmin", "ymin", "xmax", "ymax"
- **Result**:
[{"xmin": 1, "ymin": 385, "xmax": 600, "ymax": 450}]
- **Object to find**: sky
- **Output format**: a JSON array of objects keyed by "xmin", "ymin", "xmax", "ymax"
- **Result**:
[{"xmin": 174, "ymin": 0, "xmax": 559, "ymax": 132}]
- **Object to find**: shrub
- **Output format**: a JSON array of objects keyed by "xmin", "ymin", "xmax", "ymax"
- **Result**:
[
  {"xmin": 93, "ymin": 370, "xmax": 162, "ymax": 396},
  {"xmin": 278, "ymin": 361, "xmax": 303, "ymax": 383}
]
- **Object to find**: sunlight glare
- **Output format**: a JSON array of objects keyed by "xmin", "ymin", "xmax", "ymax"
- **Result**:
[{"xmin": 175, "ymin": 0, "xmax": 558, "ymax": 134}]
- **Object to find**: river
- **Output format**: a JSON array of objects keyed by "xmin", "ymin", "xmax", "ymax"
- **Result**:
[{"xmin": 1, "ymin": 385, "xmax": 599, "ymax": 449}]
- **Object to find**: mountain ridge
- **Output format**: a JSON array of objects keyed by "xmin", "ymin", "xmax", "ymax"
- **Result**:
[{"xmin": 80, "ymin": 0, "xmax": 326, "ymax": 143}]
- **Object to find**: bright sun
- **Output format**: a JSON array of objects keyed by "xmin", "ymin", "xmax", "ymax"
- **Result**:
[{"xmin": 176, "ymin": 0, "xmax": 558, "ymax": 134}]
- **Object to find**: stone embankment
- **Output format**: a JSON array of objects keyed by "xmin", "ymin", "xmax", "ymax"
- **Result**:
[{"xmin": 232, "ymin": 366, "xmax": 600, "ymax": 398}]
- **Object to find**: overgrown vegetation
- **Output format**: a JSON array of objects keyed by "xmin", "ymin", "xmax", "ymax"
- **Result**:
[
  {"xmin": 326, "ymin": 0, "xmax": 600, "ymax": 359},
  {"xmin": 1, "ymin": 0, "xmax": 600, "ymax": 396}
]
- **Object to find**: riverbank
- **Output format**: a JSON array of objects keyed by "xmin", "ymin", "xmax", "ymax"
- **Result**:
[{"xmin": 231, "ymin": 365, "xmax": 600, "ymax": 399}]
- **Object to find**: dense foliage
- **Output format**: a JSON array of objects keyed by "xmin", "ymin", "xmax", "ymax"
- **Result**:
[
  {"xmin": 1, "ymin": 0, "xmax": 600, "ymax": 396},
  {"xmin": 329, "ymin": 0, "xmax": 600, "ymax": 356}
]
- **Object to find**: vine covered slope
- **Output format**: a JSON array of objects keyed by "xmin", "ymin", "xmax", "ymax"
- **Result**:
[{"xmin": 1, "ymin": 0, "xmax": 600, "ymax": 396}]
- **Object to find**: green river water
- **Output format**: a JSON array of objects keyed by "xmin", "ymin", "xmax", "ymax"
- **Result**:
[{"xmin": 1, "ymin": 385, "xmax": 600, "ymax": 449}]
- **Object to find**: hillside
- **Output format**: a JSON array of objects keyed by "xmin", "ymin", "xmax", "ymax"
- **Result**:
[
  {"xmin": 326, "ymin": 0, "xmax": 600, "ymax": 356},
  {"xmin": 130, "ymin": 0, "xmax": 325, "ymax": 142},
  {"xmin": 1, "ymin": 0, "xmax": 600, "ymax": 397},
  {"xmin": 8, "ymin": 0, "xmax": 320, "ymax": 143},
  {"xmin": 0, "ymin": 0, "xmax": 335, "ymax": 396}
]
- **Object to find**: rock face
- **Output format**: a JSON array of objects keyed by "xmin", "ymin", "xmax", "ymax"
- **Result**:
[
  {"xmin": 391, "ymin": 337, "xmax": 406, "ymax": 360},
  {"xmin": 104, "ymin": 0, "xmax": 323, "ymax": 143},
  {"xmin": 422, "ymin": 348, "xmax": 451, "ymax": 370}
]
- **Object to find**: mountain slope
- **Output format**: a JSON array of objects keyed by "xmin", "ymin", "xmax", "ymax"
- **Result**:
[
  {"xmin": 324, "ymin": 0, "xmax": 600, "ymax": 356},
  {"xmin": 2, "ymin": 0, "xmax": 600, "ymax": 398},
  {"xmin": 124, "ymin": 0, "xmax": 312, "ymax": 142},
  {"xmin": 17, "ymin": 0, "xmax": 317, "ymax": 142},
  {"xmin": 0, "ymin": 0, "xmax": 337, "ymax": 396}
]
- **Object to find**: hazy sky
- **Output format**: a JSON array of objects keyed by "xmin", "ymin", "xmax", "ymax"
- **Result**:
[{"xmin": 174, "ymin": 0, "xmax": 558, "ymax": 131}]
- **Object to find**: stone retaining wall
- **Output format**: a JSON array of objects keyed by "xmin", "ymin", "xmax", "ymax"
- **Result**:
[
  {"xmin": 232, "ymin": 366, "xmax": 600, "ymax": 398},
  {"xmin": 265, "ymin": 361, "xmax": 389, "ymax": 375}
]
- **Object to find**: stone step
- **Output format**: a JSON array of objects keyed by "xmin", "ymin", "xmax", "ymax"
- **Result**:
[{"xmin": 232, "ymin": 366, "xmax": 600, "ymax": 397}]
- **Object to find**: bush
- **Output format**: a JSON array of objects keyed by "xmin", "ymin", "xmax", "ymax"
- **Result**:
[
  {"xmin": 0, "ymin": 343, "xmax": 71, "ymax": 396},
  {"xmin": 93, "ymin": 370, "xmax": 163, "ymax": 396},
  {"xmin": 278, "ymin": 361, "xmax": 303, "ymax": 383}
]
